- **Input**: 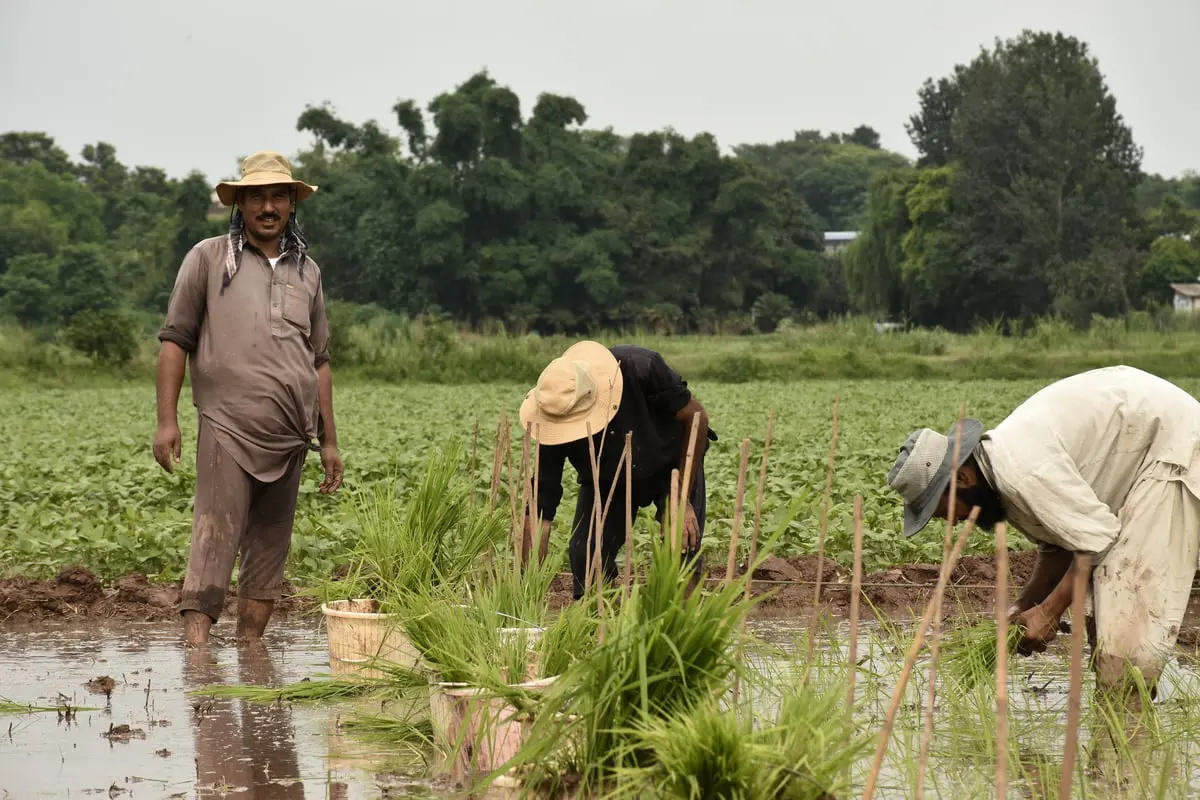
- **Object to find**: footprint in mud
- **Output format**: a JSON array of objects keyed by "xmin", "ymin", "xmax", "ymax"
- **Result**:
[
  {"xmin": 101, "ymin": 723, "xmax": 146, "ymax": 742},
  {"xmin": 86, "ymin": 676, "xmax": 116, "ymax": 698}
]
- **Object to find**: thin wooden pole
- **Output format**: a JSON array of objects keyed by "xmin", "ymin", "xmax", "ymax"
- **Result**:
[
  {"xmin": 743, "ymin": 410, "xmax": 775, "ymax": 601},
  {"xmin": 489, "ymin": 416, "xmax": 505, "ymax": 513},
  {"xmin": 584, "ymin": 423, "xmax": 604, "ymax": 595},
  {"xmin": 1059, "ymin": 554, "xmax": 1091, "ymax": 800},
  {"xmin": 916, "ymin": 404, "xmax": 968, "ymax": 800},
  {"xmin": 516, "ymin": 422, "xmax": 532, "ymax": 565},
  {"xmin": 861, "ymin": 506, "xmax": 981, "ymax": 800},
  {"xmin": 668, "ymin": 469, "xmax": 681, "ymax": 553},
  {"xmin": 532, "ymin": 423, "xmax": 543, "ymax": 563},
  {"xmin": 847, "ymin": 495, "xmax": 864, "ymax": 714},
  {"xmin": 504, "ymin": 411, "xmax": 518, "ymax": 534},
  {"xmin": 995, "ymin": 521, "xmax": 1010, "ymax": 799},
  {"xmin": 734, "ymin": 411, "xmax": 774, "ymax": 709},
  {"xmin": 623, "ymin": 432, "xmax": 634, "ymax": 602},
  {"xmin": 725, "ymin": 440, "xmax": 751, "ymax": 587},
  {"xmin": 675, "ymin": 411, "xmax": 702, "ymax": 553},
  {"xmin": 806, "ymin": 395, "xmax": 840, "ymax": 671},
  {"xmin": 469, "ymin": 417, "xmax": 480, "ymax": 511}
]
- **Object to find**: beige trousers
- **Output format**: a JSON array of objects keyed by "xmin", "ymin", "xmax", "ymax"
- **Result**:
[{"xmin": 1090, "ymin": 456, "xmax": 1200, "ymax": 689}]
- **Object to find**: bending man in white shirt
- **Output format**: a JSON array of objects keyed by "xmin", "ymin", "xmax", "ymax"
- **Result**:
[{"xmin": 887, "ymin": 365, "xmax": 1200, "ymax": 694}]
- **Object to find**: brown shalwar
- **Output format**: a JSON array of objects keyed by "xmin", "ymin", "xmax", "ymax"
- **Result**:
[
  {"xmin": 159, "ymin": 233, "xmax": 330, "ymax": 621},
  {"xmin": 181, "ymin": 419, "xmax": 306, "ymax": 620}
]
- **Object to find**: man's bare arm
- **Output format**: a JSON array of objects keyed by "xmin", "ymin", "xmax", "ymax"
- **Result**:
[{"xmin": 153, "ymin": 342, "xmax": 187, "ymax": 472}]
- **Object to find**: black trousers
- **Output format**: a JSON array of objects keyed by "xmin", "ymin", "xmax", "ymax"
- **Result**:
[{"xmin": 567, "ymin": 464, "xmax": 707, "ymax": 600}]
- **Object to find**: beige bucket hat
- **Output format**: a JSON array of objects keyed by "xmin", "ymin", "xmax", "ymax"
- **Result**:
[
  {"xmin": 519, "ymin": 341, "xmax": 625, "ymax": 446},
  {"xmin": 215, "ymin": 150, "xmax": 317, "ymax": 207},
  {"xmin": 887, "ymin": 419, "xmax": 984, "ymax": 537}
]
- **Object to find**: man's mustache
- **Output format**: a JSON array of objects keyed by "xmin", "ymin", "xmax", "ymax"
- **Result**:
[{"xmin": 256, "ymin": 213, "xmax": 281, "ymax": 222}]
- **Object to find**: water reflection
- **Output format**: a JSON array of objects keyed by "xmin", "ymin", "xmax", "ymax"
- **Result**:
[{"xmin": 184, "ymin": 642, "xmax": 316, "ymax": 799}]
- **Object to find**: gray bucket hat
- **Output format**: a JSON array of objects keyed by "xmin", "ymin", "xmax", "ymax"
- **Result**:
[{"xmin": 887, "ymin": 419, "xmax": 984, "ymax": 538}]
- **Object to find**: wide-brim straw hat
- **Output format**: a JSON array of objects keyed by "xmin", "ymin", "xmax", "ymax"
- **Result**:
[
  {"xmin": 887, "ymin": 418, "xmax": 985, "ymax": 538},
  {"xmin": 215, "ymin": 150, "xmax": 317, "ymax": 207},
  {"xmin": 519, "ymin": 341, "xmax": 624, "ymax": 446}
]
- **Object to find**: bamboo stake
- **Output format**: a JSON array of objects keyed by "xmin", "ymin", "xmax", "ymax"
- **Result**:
[
  {"xmin": 470, "ymin": 417, "xmax": 480, "ymax": 511},
  {"xmin": 675, "ymin": 412, "xmax": 702, "ymax": 554},
  {"xmin": 734, "ymin": 411, "xmax": 775, "ymax": 709},
  {"xmin": 725, "ymin": 440, "xmax": 752, "ymax": 587},
  {"xmin": 489, "ymin": 416, "xmax": 505, "ymax": 512},
  {"xmin": 532, "ymin": 423, "xmax": 542, "ymax": 563},
  {"xmin": 1059, "ymin": 554, "xmax": 1090, "ymax": 800},
  {"xmin": 995, "ymin": 521, "xmax": 1009, "ymax": 799},
  {"xmin": 916, "ymin": 406, "xmax": 967, "ymax": 800},
  {"xmin": 504, "ymin": 411, "xmax": 519, "ymax": 535},
  {"xmin": 623, "ymin": 432, "xmax": 634, "ymax": 602},
  {"xmin": 668, "ymin": 469, "xmax": 681, "ymax": 553},
  {"xmin": 806, "ymin": 395, "xmax": 840, "ymax": 671},
  {"xmin": 861, "ymin": 505, "xmax": 981, "ymax": 800},
  {"xmin": 743, "ymin": 410, "xmax": 775, "ymax": 602},
  {"xmin": 584, "ymin": 423, "xmax": 604, "ymax": 595},
  {"xmin": 515, "ymin": 423, "xmax": 532, "ymax": 565},
  {"xmin": 847, "ymin": 495, "xmax": 864, "ymax": 714}
]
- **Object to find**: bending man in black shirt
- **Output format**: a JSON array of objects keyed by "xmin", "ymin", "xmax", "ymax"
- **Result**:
[{"xmin": 519, "ymin": 341, "xmax": 715, "ymax": 600}]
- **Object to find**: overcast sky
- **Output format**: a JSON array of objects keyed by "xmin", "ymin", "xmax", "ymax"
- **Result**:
[{"xmin": 2, "ymin": 0, "xmax": 1197, "ymax": 183}]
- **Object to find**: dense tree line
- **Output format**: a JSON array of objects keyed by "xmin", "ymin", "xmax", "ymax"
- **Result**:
[
  {"xmin": 843, "ymin": 30, "xmax": 1200, "ymax": 331},
  {"xmin": 291, "ymin": 73, "xmax": 868, "ymax": 333},
  {"xmin": 3, "ymin": 28, "xmax": 1200, "ymax": 354}
]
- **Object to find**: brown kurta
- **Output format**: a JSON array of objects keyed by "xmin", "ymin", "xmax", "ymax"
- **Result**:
[{"xmin": 158, "ymin": 234, "xmax": 330, "ymax": 482}]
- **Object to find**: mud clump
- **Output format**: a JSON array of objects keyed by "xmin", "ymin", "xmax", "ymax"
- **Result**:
[
  {"xmin": 102, "ymin": 723, "xmax": 146, "ymax": 742},
  {"xmin": 0, "ymin": 565, "xmax": 104, "ymax": 617}
]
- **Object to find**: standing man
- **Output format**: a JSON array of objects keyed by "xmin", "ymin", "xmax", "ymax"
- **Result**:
[
  {"xmin": 519, "ymin": 341, "xmax": 716, "ymax": 599},
  {"xmin": 153, "ymin": 151, "xmax": 343, "ymax": 647},
  {"xmin": 886, "ymin": 365, "xmax": 1200, "ymax": 694}
]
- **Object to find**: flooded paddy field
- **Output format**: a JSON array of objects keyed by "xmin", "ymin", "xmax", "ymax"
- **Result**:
[{"xmin": 5, "ymin": 612, "xmax": 1200, "ymax": 799}]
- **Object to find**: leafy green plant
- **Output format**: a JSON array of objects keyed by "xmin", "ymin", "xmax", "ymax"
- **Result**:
[{"xmin": 308, "ymin": 445, "xmax": 507, "ymax": 613}]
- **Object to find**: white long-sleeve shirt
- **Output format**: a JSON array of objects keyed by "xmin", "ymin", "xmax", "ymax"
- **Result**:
[{"xmin": 975, "ymin": 366, "xmax": 1200, "ymax": 562}]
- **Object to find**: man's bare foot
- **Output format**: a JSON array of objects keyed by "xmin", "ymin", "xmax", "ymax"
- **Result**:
[
  {"xmin": 183, "ymin": 610, "xmax": 214, "ymax": 647},
  {"xmin": 236, "ymin": 598, "xmax": 275, "ymax": 642}
]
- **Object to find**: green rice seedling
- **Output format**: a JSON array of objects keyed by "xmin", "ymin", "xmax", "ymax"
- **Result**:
[
  {"xmin": 610, "ymin": 700, "xmax": 767, "ymax": 799},
  {"xmin": 537, "ymin": 599, "xmax": 600, "ymax": 678},
  {"xmin": 940, "ymin": 617, "xmax": 1023, "ymax": 696},
  {"xmin": 189, "ymin": 675, "xmax": 421, "ymax": 704},
  {"xmin": 766, "ymin": 673, "xmax": 871, "ymax": 800},
  {"xmin": 0, "ymin": 697, "xmax": 101, "ymax": 714},
  {"xmin": 308, "ymin": 444, "xmax": 508, "ymax": 613},
  {"xmin": 489, "ymin": 530, "xmax": 773, "ymax": 795}
]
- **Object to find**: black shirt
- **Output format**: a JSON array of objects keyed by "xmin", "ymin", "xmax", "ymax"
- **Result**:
[{"xmin": 535, "ymin": 345, "xmax": 716, "ymax": 521}]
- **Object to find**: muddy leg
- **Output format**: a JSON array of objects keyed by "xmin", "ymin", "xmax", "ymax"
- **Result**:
[
  {"xmin": 183, "ymin": 610, "xmax": 214, "ymax": 647},
  {"xmin": 235, "ymin": 598, "xmax": 275, "ymax": 642},
  {"xmin": 236, "ymin": 448, "xmax": 306, "ymax": 636},
  {"xmin": 180, "ymin": 420, "xmax": 253, "ymax": 643}
]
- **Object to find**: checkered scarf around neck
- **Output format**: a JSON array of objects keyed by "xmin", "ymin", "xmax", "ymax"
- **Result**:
[{"xmin": 221, "ymin": 207, "xmax": 310, "ymax": 294}]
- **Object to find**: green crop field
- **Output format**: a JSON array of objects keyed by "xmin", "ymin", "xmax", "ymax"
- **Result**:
[{"xmin": 11, "ymin": 375, "xmax": 1195, "ymax": 584}]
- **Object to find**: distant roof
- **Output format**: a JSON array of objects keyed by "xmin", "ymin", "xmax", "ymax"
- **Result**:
[
  {"xmin": 824, "ymin": 231, "xmax": 858, "ymax": 242},
  {"xmin": 1171, "ymin": 283, "xmax": 1200, "ymax": 298}
]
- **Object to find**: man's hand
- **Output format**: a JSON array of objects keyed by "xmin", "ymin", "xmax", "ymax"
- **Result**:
[
  {"xmin": 682, "ymin": 502, "xmax": 700, "ymax": 551},
  {"xmin": 319, "ymin": 444, "xmax": 344, "ymax": 493},
  {"xmin": 1011, "ymin": 603, "xmax": 1061, "ymax": 655},
  {"xmin": 153, "ymin": 421, "xmax": 182, "ymax": 473}
]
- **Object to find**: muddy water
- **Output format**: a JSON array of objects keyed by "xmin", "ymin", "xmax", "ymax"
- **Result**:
[
  {"xmin": 5, "ymin": 616, "xmax": 1200, "ymax": 799},
  {"xmin": 0, "ymin": 619, "xmax": 431, "ymax": 799}
]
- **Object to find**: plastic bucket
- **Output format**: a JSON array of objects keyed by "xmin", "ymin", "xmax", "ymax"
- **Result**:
[
  {"xmin": 320, "ymin": 599, "xmax": 419, "ymax": 679},
  {"xmin": 428, "ymin": 676, "xmax": 558, "ymax": 780}
]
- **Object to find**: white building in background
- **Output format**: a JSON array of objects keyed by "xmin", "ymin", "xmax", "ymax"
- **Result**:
[
  {"xmin": 1171, "ymin": 282, "xmax": 1200, "ymax": 313},
  {"xmin": 823, "ymin": 231, "xmax": 858, "ymax": 254}
]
